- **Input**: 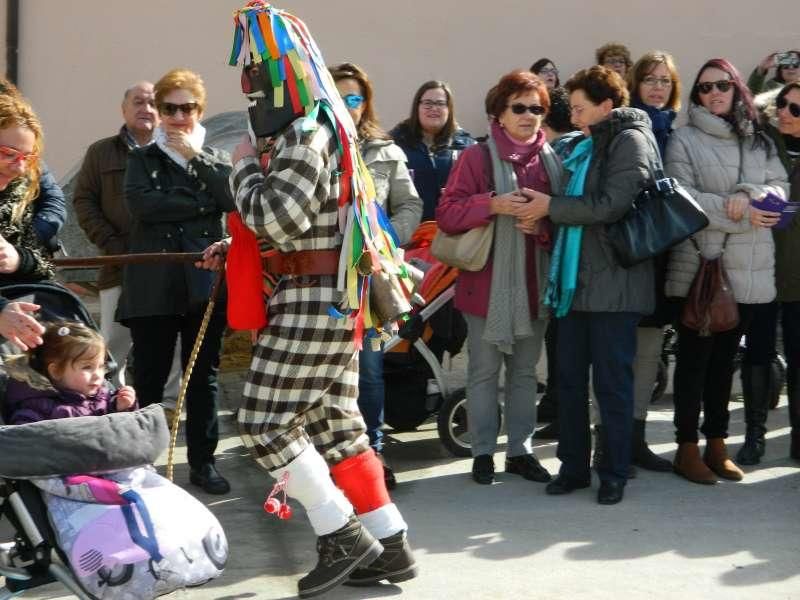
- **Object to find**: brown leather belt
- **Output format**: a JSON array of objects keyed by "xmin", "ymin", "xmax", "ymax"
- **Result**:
[{"xmin": 263, "ymin": 249, "xmax": 340, "ymax": 275}]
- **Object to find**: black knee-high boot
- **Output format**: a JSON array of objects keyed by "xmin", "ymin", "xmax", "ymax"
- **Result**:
[{"xmin": 736, "ymin": 364, "xmax": 770, "ymax": 465}]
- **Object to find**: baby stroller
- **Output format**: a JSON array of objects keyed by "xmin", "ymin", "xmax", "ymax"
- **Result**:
[
  {"xmin": 0, "ymin": 282, "xmax": 227, "ymax": 599},
  {"xmin": 382, "ymin": 223, "xmax": 477, "ymax": 456}
]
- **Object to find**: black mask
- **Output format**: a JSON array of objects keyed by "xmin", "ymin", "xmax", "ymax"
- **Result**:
[{"xmin": 241, "ymin": 62, "xmax": 301, "ymax": 138}]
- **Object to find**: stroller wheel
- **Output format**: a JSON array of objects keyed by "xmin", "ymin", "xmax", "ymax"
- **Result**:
[{"xmin": 437, "ymin": 388, "xmax": 502, "ymax": 458}]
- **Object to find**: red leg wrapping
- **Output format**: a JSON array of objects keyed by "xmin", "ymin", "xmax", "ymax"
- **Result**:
[{"xmin": 330, "ymin": 451, "xmax": 390, "ymax": 514}]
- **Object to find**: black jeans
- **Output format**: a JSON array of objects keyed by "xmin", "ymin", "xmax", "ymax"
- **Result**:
[
  {"xmin": 556, "ymin": 311, "xmax": 640, "ymax": 484},
  {"xmin": 673, "ymin": 303, "xmax": 754, "ymax": 443},
  {"xmin": 128, "ymin": 308, "xmax": 227, "ymax": 469},
  {"xmin": 744, "ymin": 301, "xmax": 800, "ymax": 370},
  {"xmin": 742, "ymin": 301, "xmax": 779, "ymax": 366}
]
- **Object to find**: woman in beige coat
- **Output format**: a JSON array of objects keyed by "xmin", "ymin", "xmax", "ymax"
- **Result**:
[{"xmin": 664, "ymin": 58, "xmax": 788, "ymax": 485}]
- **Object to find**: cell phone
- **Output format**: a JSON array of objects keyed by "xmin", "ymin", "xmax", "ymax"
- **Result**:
[{"xmin": 777, "ymin": 52, "xmax": 800, "ymax": 67}]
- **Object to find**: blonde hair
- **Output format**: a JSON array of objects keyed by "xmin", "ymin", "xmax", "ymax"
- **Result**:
[
  {"xmin": 154, "ymin": 68, "xmax": 207, "ymax": 114},
  {"xmin": 30, "ymin": 320, "xmax": 105, "ymax": 380},
  {"xmin": 0, "ymin": 94, "xmax": 43, "ymax": 223}
]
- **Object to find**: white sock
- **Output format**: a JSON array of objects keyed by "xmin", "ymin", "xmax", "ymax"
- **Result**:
[
  {"xmin": 358, "ymin": 503, "xmax": 407, "ymax": 540},
  {"xmin": 272, "ymin": 446, "xmax": 352, "ymax": 536}
]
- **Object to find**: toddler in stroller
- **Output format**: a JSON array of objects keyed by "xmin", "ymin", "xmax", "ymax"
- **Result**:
[{"xmin": 0, "ymin": 283, "xmax": 228, "ymax": 599}]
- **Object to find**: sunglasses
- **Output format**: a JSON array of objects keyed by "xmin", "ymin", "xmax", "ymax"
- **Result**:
[
  {"xmin": 777, "ymin": 95, "xmax": 800, "ymax": 118},
  {"xmin": 0, "ymin": 145, "xmax": 38, "ymax": 165},
  {"xmin": 696, "ymin": 80, "xmax": 733, "ymax": 94},
  {"xmin": 342, "ymin": 94, "xmax": 365, "ymax": 109},
  {"xmin": 508, "ymin": 103, "xmax": 546, "ymax": 116},
  {"xmin": 159, "ymin": 102, "xmax": 199, "ymax": 116}
]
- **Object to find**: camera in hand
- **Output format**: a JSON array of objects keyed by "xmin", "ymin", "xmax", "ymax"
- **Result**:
[{"xmin": 776, "ymin": 51, "xmax": 800, "ymax": 68}]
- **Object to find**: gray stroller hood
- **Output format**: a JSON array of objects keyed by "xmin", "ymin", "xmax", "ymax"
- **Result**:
[{"xmin": 0, "ymin": 403, "xmax": 169, "ymax": 479}]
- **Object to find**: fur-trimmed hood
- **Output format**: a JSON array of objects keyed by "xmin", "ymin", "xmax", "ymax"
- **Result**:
[
  {"xmin": 4, "ymin": 354, "xmax": 56, "ymax": 391},
  {"xmin": 755, "ymin": 88, "xmax": 781, "ymax": 129}
]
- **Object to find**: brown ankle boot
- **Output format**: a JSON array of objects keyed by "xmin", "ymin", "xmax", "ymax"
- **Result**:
[
  {"xmin": 703, "ymin": 438, "xmax": 744, "ymax": 481},
  {"xmin": 673, "ymin": 442, "xmax": 717, "ymax": 485}
]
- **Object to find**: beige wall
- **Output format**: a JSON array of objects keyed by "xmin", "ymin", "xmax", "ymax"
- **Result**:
[{"xmin": 8, "ymin": 0, "xmax": 799, "ymax": 179}]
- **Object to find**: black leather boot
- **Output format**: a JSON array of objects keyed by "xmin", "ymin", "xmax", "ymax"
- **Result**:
[
  {"xmin": 298, "ymin": 515, "xmax": 383, "ymax": 598},
  {"xmin": 346, "ymin": 530, "xmax": 418, "ymax": 586},
  {"xmin": 631, "ymin": 419, "xmax": 672, "ymax": 471},
  {"xmin": 788, "ymin": 368, "xmax": 800, "ymax": 461},
  {"xmin": 736, "ymin": 365, "xmax": 770, "ymax": 465}
]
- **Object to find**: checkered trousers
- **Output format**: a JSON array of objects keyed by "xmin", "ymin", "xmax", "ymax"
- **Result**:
[{"xmin": 237, "ymin": 275, "xmax": 370, "ymax": 470}]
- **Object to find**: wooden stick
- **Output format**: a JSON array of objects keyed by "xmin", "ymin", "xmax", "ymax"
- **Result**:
[{"xmin": 52, "ymin": 252, "xmax": 205, "ymax": 268}]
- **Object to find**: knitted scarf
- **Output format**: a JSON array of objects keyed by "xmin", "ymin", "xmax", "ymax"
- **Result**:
[
  {"xmin": 544, "ymin": 137, "xmax": 594, "ymax": 317},
  {"xmin": 632, "ymin": 99, "xmax": 675, "ymax": 157},
  {"xmin": 482, "ymin": 134, "xmax": 531, "ymax": 354}
]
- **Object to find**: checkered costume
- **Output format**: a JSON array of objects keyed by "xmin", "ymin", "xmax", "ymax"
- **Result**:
[{"xmin": 231, "ymin": 114, "xmax": 371, "ymax": 471}]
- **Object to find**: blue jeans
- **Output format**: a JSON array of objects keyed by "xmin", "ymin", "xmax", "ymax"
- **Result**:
[
  {"xmin": 358, "ymin": 337, "xmax": 385, "ymax": 452},
  {"xmin": 556, "ymin": 311, "xmax": 639, "ymax": 484}
]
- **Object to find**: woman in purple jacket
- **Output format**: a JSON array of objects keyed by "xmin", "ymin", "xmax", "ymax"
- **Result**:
[{"xmin": 436, "ymin": 70, "xmax": 562, "ymax": 485}]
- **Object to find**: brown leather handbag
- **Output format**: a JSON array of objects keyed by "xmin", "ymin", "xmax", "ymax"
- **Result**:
[{"xmin": 680, "ymin": 235, "xmax": 739, "ymax": 336}]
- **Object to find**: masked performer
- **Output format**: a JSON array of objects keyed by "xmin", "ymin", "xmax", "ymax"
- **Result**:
[{"xmin": 221, "ymin": 3, "xmax": 418, "ymax": 597}]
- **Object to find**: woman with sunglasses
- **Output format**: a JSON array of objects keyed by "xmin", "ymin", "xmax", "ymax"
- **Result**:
[
  {"xmin": 390, "ymin": 81, "xmax": 475, "ymax": 221},
  {"xmin": 120, "ymin": 68, "xmax": 235, "ymax": 495},
  {"xmin": 0, "ymin": 93, "xmax": 54, "ymax": 288},
  {"xmin": 741, "ymin": 82, "xmax": 800, "ymax": 465},
  {"xmin": 748, "ymin": 50, "xmax": 800, "ymax": 95},
  {"xmin": 0, "ymin": 93, "xmax": 52, "ymax": 351},
  {"xmin": 663, "ymin": 59, "xmax": 788, "ymax": 485},
  {"xmin": 531, "ymin": 58, "xmax": 560, "ymax": 90},
  {"xmin": 329, "ymin": 62, "xmax": 422, "ymax": 488},
  {"xmin": 436, "ymin": 70, "xmax": 562, "ymax": 487}
]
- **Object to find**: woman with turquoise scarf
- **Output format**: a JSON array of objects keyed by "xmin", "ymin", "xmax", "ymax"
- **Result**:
[
  {"xmin": 518, "ymin": 66, "xmax": 657, "ymax": 505},
  {"xmin": 436, "ymin": 70, "xmax": 563, "ymax": 487}
]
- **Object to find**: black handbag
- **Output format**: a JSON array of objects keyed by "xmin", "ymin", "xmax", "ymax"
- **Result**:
[{"xmin": 606, "ymin": 130, "xmax": 709, "ymax": 268}]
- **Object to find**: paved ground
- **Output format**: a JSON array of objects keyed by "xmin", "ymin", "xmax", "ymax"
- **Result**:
[{"xmin": 4, "ymin": 356, "xmax": 800, "ymax": 599}]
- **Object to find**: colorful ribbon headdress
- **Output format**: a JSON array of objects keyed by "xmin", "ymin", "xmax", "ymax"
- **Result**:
[{"xmin": 228, "ymin": 1, "xmax": 413, "ymax": 345}]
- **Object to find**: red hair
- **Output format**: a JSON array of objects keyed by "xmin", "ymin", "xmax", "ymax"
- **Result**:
[{"xmin": 485, "ymin": 70, "xmax": 550, "ymax": 119}]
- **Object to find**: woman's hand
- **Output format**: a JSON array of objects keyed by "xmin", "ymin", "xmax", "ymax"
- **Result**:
[
  {"xmin": 758, "ymin": 52, "xmax": 778, "ymax": 74},
  {"xmin": 512, "ymin": 188, "xmax": 551, "ymax": 222},
  {"xmin": 0, "ymin": 301, "xmax": 44, "ymax": 350},
  {"xmin": 516, "ymin": 216, "xmax": 542, "ymax": 235},
  {"xmin": 0, "ymin": 234, "xmax": 21, "ymax": 274},
  {"xmin": 725, "ymin": 192, "xmax": 750, "ymax": 222},
  {"xmin": 195, "ymin": 238, "xmax": 230, "ymax": 271},
  {"xmin": 750, "ymin": 206, "xmax": 781, "ymax": 228},
  {"xmin": 165, "ymin": 130, "xmax": 201, "ymax": 160},
  {"xmin": 490, "ymin": 192, "xmax": 527, "ymax": 215},
  {"xmin": 116, "ymin": 386, "xmax": 137, "ymax": 411},
  {"xmin": 233, "ymin": 134, "xmax": 257, "ymax": 165}
]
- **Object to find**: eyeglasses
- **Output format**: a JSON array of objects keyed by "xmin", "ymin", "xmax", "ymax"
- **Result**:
[
  {"xmin": 508, "ymin": 103, "xmax": 546, "ymax": 116},
  {"xmin": 342, "ymin": 94, "xmax": 365, "ymax": 109},
  {"xmin": 538, "ymin": 67, "xmax": 559, "ymax": 76},
  {"xmin": 159, "ymin": 102, "xmax": 199, "ymax": 116},
  {"xmin": 419, "ymin": 99, "xmax": 448, "ymax": 110},
  {"xmin": 642, "ymin": 76, "xmax": 672, "ymax": 88},
  {"xmin": 0, "ymin": 145, "xmax": 38, "ymax": 165},
  {"xmin": 603, "ymin": 57, "xmax": 627, "ymax": 67},
  {"xmin": 696, "ymin": 80, "xmax": 733, "ymax": 94},
  {"xmin": 777, "ymin": 95, "xmax": 800, "ymax": 118}
]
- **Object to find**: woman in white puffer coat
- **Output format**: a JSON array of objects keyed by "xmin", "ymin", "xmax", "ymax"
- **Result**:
[{"xmin": 664, "ymin": 58, "xmax": 788, "ymax": 486}]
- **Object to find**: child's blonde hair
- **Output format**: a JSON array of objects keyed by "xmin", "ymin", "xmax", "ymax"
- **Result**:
[{"xmin": 29, "ymin": 320, "xmax": 105, "ymax": 379}]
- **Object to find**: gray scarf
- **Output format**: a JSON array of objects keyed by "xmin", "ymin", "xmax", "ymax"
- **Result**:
[{"xmin": 482, "ymin": 136, "xmax": 533, "ymax": 354}]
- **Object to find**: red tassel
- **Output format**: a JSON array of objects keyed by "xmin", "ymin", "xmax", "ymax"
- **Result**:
[{"xmin": 225, "ymin": 212, "xmax": 268, "ymax": 330}]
